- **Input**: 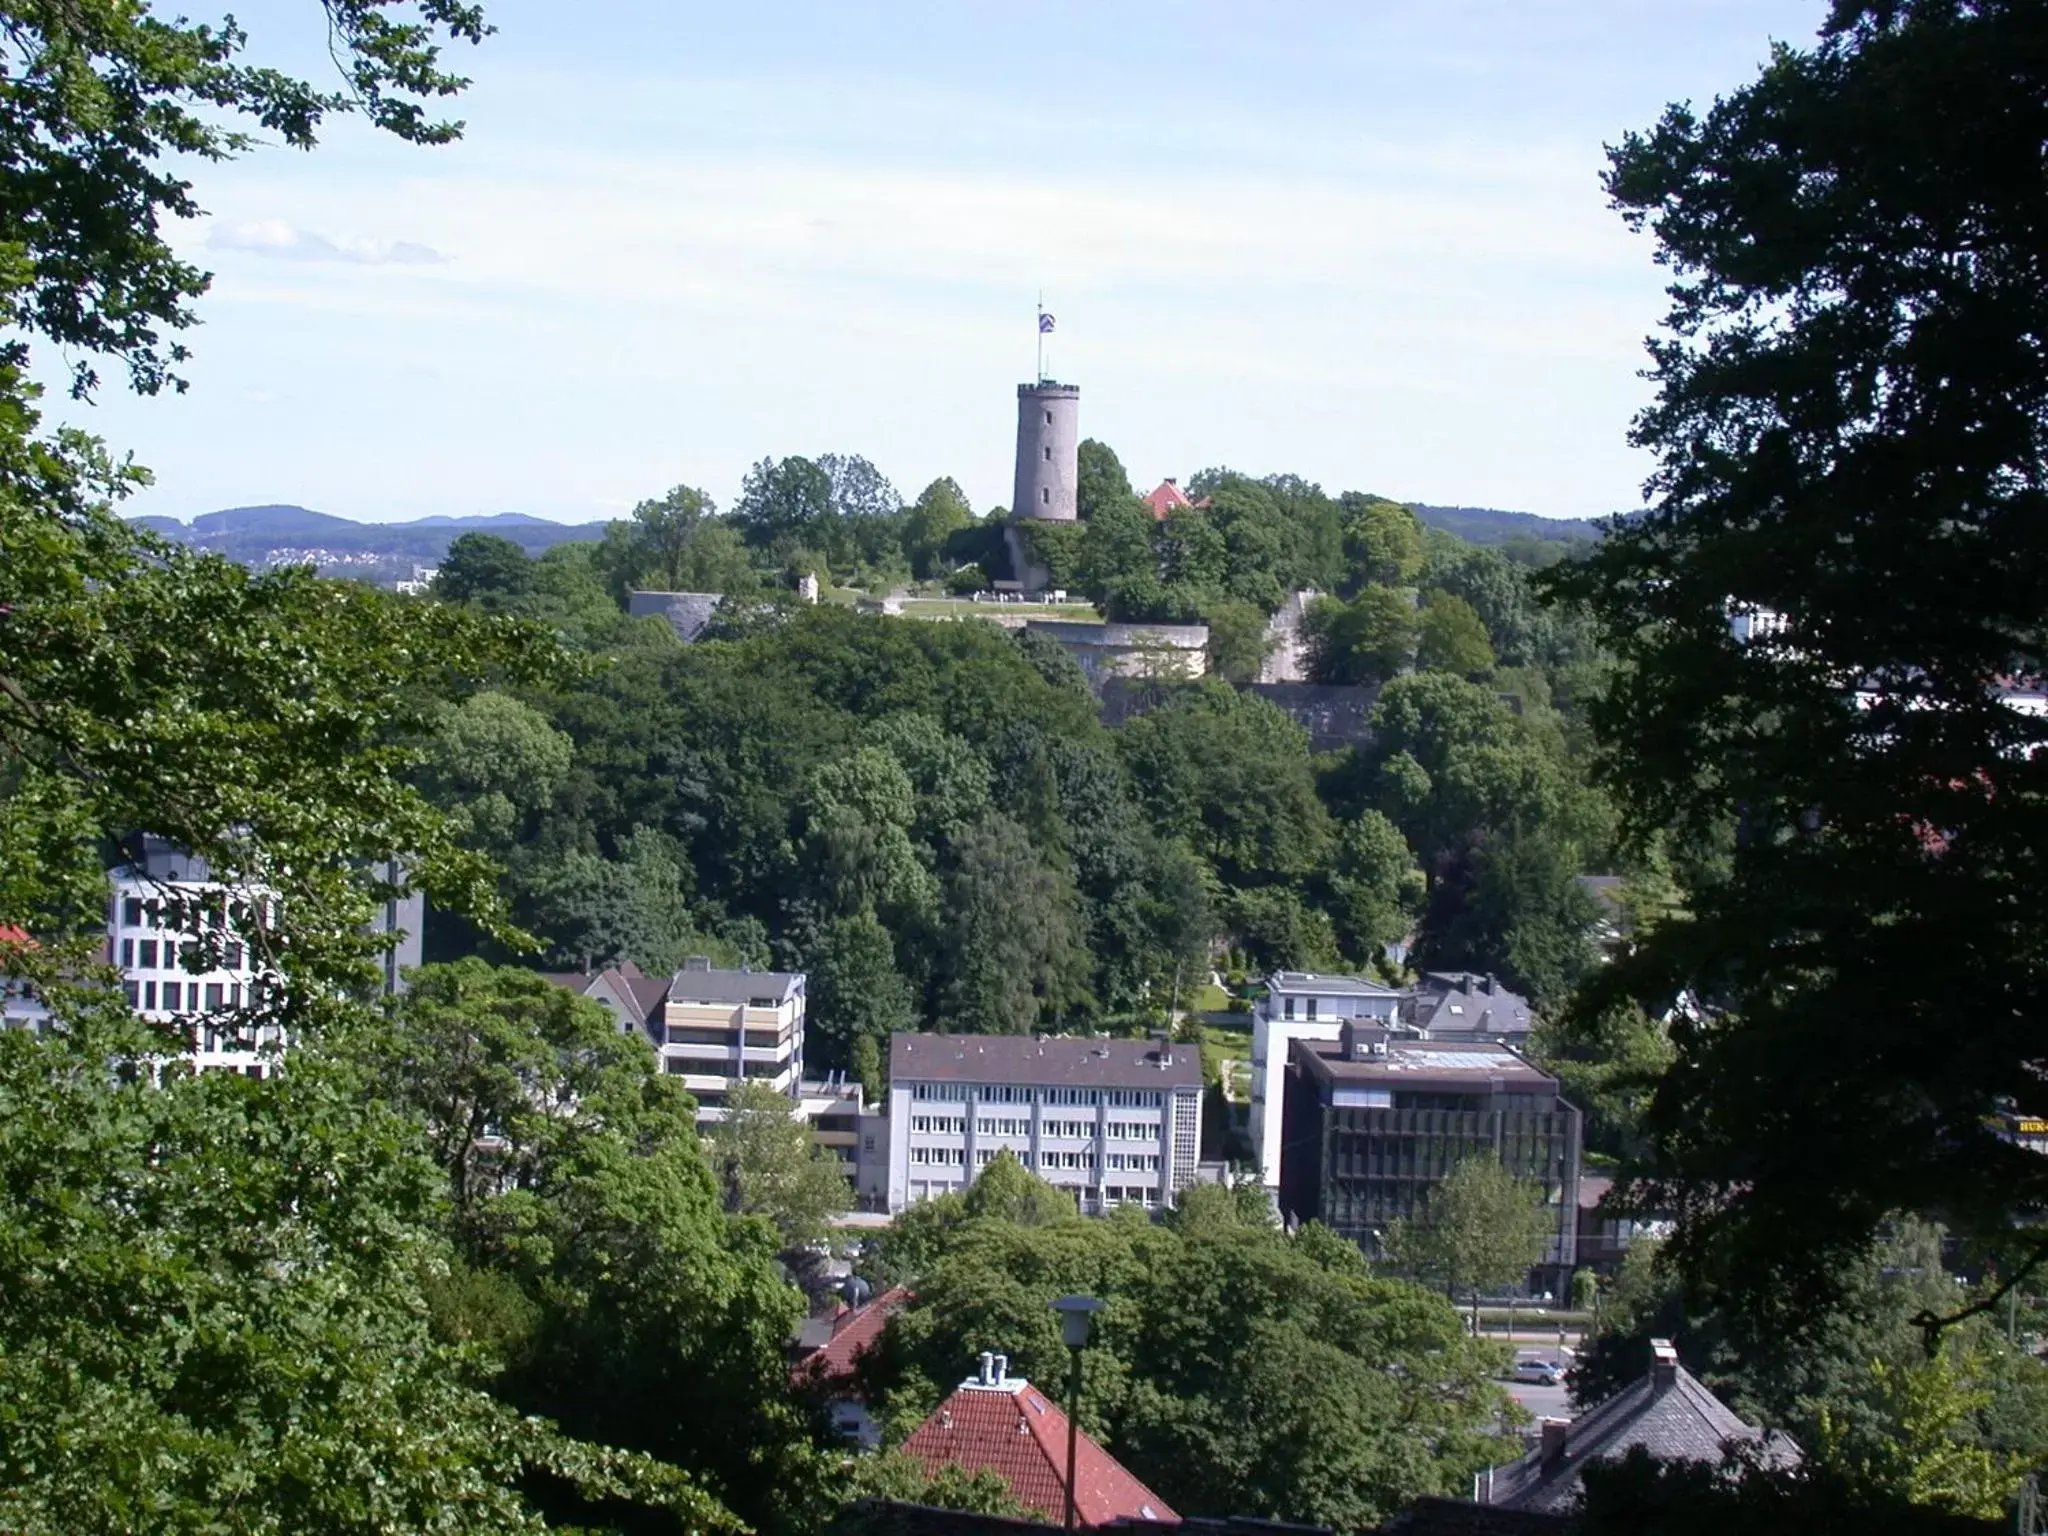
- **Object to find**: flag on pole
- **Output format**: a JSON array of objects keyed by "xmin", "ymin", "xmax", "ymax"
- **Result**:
[{"xmin": 1038, "ymin": 312, "xmax": 1057, "ymax": 334}]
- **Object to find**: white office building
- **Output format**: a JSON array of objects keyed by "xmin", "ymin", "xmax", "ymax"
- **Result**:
[
  {"xmin": 886, "ymin": 1033, "xmax": 1203, "ymax": 1214},
  {"xmin": 1248, "ymin": 971, "xmax": 1408, "ymax": 1190}
]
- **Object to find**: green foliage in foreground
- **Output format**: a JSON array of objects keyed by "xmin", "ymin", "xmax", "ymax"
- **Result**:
[{"xmin": 859, "ymin": 1163, "xmax": 1517, "ymax": 1532}]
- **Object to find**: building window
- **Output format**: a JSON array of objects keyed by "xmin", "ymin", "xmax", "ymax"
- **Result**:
[
  {"xmin": 122, "ymin": 981, "xmax": 138, "ymax": 1008},
  {"xmin": 225, "ymin": 941, "xmax": 243, "ymax": 969},
  {"xmin": 1044, "ymin": 410, "xmax": 1052, "ymax": 425},
  {"xmin": 1042, "ymin": 446, "xmax": 1051, "ymax": 461},
  {"xmin": 1284, "ymin": 997, "xmax": 1295, "ymax": 1020},
  {"xmin": 143, "ymin": 981, "xmax": 156, "ymax": 1011},
  {"xmin": 139, "ymin": 940, "xmax": 157, "ymax": 969},
  {"xmin": 863, "ymin": 1135, "xmax": 875, "ymax": 1152},
  {"xmin": 1307, "ymin": 998, "xmax": 1318, "ymax": 1021},
  {"xmin": 1041, "ymin": 488, "xmax": 1050, "ymax": 505},
  {"xmin": 123, "ymin": 897, "xmax": 142, "ymax": 927},
  {"xmin": 205, "ymin": 983, "xmax": 224, "ymax": 1011},
  {"xmin": 120, "ymin": 939, "xmax": 134, "ymax": 967},
  {"xmin": 161, "ymin": 982, "xmax": 180, "ymax": 1011}
]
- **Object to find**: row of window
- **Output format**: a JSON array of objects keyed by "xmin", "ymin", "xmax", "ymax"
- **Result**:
[
  {"xmin": 909, "ymin": 1082, "xmax": 1168, "ymax": 1108},
  {"xmin": 662, "ymin": 1058, "xmax": 792, "ymax": 1081},
  {"xmin": 124, "ymin": 979, "xmax": 243, "ymax": 1013},
  {"xmin": 120, "ymin": 937, "xmax": 244, "ymax": 972},
  {"xmin": 120, "ymin": 894, "xmax": 274, "ymax": 934},
  {"xmin": 910, "ymin": 1113, "xmax": 1166, "ymax": 1142}
]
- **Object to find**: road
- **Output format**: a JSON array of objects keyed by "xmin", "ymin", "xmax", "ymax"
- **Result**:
[{"xmin": 1505, "ymin": 1379, "xmax": 1571, "ymax": 1422}]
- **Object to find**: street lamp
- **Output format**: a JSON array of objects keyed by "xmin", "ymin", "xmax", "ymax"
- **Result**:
[{"xmin": 1049, "ymin": 1295, "xmax": 1104, "ymax": 1533}]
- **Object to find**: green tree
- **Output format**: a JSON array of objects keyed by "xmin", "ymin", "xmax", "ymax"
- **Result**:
[
  {"xmin": 1416, "ymin": 592, "xmax": 1496, "ymax": 677},
  {"xmin": 376, "ymin": 963, "xmax": 812, "ymax": 1529},
  {"xmin": 1329, "ymin": 810, "xmax": 1424, "ymax": 965},
  {"xmin": 1817, "ymin": 1353, "xmax": 2023, "ymax": 1519},
  {"xmin": 420, "ymin": 690, "xmax": 574, "ymax": 847},
  {"xmin": 437, "ymin": 531, "xmax": 534, "ymax": 605},
  {"xmin": 1340, "ymin": 494, "xmax": 1426, "ymax": 589},
  {"xmin": 904, "ymin": 476, "xmax": 974, "ymax": 578},
  {"xmin": 735, "ymin": 454, "xmax": 836, "ymax": 550},
  {"xmin": 1305, "ymin": 587, "xmax": 1415, "ymax": 685},
  {"xmin": 864, "ymin": 1189, "xmax": 1515, "ymax": 1528},
  {"xmin": 627, "ymin": 481, "xmax": 715, "ymax": 590},
  {"xmin": 1548, "ymin": 0, "xmax": 2048, "ymax": 1323},
  {"xmin": 819, "ymin": 452, "xmax": 902, "ymax": 522},
  {"xmin": 1382, "ymin": 1154, "xmax": 1555, "ymax": 1313},
  {"xmin": 801, "ymin": 907, "xmax": 917, "ymax": 1078},
  {"xmin": 936, "ymin": 813, "xmax": 1088, "ymax": 1034},
  {"xmin": 1203, "ymin": 598, "xmax": 1277, "ymax": 687},
  {"xmin": 705, "ymin": 1080, "xmax": 852, "ymax": 1249},
  {"xmin": 1076, "ymin": 438, "xmax": 1136, "ymax": 521}
]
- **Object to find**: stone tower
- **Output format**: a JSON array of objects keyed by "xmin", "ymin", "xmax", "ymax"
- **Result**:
[{"xmin": 1012, "ymin": 381, "xmax": 1080, "ymax": 522}]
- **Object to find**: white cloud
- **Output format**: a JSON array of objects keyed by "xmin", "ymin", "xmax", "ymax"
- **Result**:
[{"xmin": 207, "ymin": 219, "xmax": 446, "ymax": 266}]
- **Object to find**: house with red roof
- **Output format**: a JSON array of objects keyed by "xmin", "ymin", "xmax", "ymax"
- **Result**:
[
  {"xmin": 901, "ymin": 1354, "xmax": 1176, "ymax": 1527},
  {"xmin": 1141, "ymin": 479, "xmax": 1209, "ymax": 522},
  {"xmin": 790, "ymin": 1284, "xmax": 913, "ymax": 1446},
  {"xmin": 0, "ymin": 924, "xmax": 49, "ymax": 1033}
]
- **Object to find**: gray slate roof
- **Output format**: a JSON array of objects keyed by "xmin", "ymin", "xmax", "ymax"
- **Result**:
[
  {"xmin": 1409, "ymin": 972, "xmax": 1533, "ymax": 1039},
  {"xmin": 627, "ymin": 590, "xmax": 725, "ymax": 642},
  {"xmin": 666, "ymin": 963, "xmax": 804, "ymax": 1006},
  {"xmin": 891, "ymin": 1034, "xmax": 1202, "ymax": 1092},
  {"xmin": 1482, "ymin": 1361, "xmax": 1800, "ymax": 1513}
]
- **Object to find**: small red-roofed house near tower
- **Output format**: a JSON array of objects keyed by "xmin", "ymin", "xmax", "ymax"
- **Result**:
[
  {"xmin": 900, "ymin": 1353, "xmax": 1176, "ymax": 1527},
  {"xmin": 0, "ymin": 924, "xmax": 49, "ymax": 1033}
]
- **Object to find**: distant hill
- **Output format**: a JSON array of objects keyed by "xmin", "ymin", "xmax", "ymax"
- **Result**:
[
  {"xmin": 1409, "ymin": 504, "xmax": 1606, "ymax": 545},
  {"xmin": 133, "ymin": 504, "xmax": 612, "ymax": 579}
]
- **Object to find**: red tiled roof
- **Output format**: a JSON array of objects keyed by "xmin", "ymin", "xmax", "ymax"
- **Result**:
[
  {"xmin": 902, "ymin": 1376, "xmax": 1177, "ymax": 1527},
  {"xmin": 0, "ymin": 926, "xmax": 31, "ymax": 947},
  {"xmin": 792, "ymin": 1285, "xmax": 912, "ymax": 1391},
  {"xmin": 1143, "ymin": 480, "xmax": 1193, "ymax": 521}
]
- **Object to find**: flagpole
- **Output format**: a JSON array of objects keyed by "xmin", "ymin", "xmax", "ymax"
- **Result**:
[{"xmin": 1036, "ymin": 291, "xmax": 1045, "ymax": 383}]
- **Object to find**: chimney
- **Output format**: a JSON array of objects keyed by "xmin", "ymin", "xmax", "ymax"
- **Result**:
[
  {"xmin": 978, "ymin": 1351, "xmax": 995, "ymax": 1385},
  {"xmin": 993, "ymin": 1353, "xmax": 1009, "ymax": 1383},
  {"xmin": 1482, "ymin": 974, "xmax": 1496, "ymax": 996},
  {"xmin": 1651, "ymin": 1338, "xmax": 1679, "ymax": 1389},
  {"xmin": 1539, "ymin": 1418, "xmax": 1569, "ymax": 1466}
]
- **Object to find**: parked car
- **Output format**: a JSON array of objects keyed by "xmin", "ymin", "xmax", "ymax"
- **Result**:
[{"xmin": 1513, "ymin": 1358, "xmax": 1565, "ymax": 1386}]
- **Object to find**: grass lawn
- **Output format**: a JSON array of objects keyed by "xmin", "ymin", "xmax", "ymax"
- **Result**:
[
  {"xmin": 1188, "ymin": 982, "xmax": 1231, "ymax": 1014},
  {"xmin": 1197, "ymin": 1021, "xmax": 1253, "ymax": 1093}
]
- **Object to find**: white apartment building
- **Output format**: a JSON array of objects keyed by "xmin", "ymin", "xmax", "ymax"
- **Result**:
[
  {"xmin": 651, "ymin": 957, "xmax": 805, "ymax": 1120},
  {"xmin": 109, "ymin": 838, "xmax": 280, "ymax": 1076},
  {"xmin": 1248, "ymin": 971, "xmax": 1407, "ymax": 1190},
  {"xmin": 885, "ymin": 1033, "xmax": 1203, "ymax": 1214}
]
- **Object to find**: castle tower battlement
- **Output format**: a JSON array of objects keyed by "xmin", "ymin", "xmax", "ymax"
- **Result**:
[{"xmin": 1012, "ymin": 382, "xmax": 1080, "ymax": 522}]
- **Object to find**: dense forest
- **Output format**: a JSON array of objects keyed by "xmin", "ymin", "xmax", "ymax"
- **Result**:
[
  {"xmin": 7, "ymin": 1, "xmax": 2048, "ymax": 1534},
  {"xmin": 413, "ymin": 460, "xmax": 1630, "ymax": 1108}
]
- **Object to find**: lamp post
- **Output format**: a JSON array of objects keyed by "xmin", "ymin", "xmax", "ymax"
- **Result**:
[{"xmin": 1050, "ymin": 1295, "xmax": 1104, "ymax": 1533}]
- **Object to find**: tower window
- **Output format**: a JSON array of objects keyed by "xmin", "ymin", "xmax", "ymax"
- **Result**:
[
  {"xmin": 1043, "ymin": 446, "xmax": 1051, "ymax": 461},
  {"xmin": 1044, "ymin": 411, "xmax": 1052, "ymax": 425},
  {"xmin": 1042, "ymin": 489, "xmax": 1050, "ymax": 504}
]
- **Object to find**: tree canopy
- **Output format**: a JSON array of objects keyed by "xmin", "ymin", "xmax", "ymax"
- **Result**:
[{"xmin": 1550, "ymin": 0, "xmax": 2048, "ymax": 1325}]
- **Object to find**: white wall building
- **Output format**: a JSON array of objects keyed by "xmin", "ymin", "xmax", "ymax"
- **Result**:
[
  {"xmin": 109, "ymin": 838, "xmax": 280, "ymax": 1076},
  {"xmin": 653, "ymin": 957, "xmax": 805, "ymax": 1120},
  {"xmin": 1248, "ymin": 971, "xmax": 1409, "ymax": 1190},
  {"xmin": 886, "ymin": 1033, "xmax": 1203, "ymax": 1215}
]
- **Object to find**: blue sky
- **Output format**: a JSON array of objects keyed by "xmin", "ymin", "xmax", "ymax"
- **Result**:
[{"xmin": 66, "ymin": 0, "xmax": 1823, "ymax": 526}]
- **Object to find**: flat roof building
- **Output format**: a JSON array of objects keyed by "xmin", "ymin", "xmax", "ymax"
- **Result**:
[
  {"xmin": 1278, "ymin": 1022, "xmax": 1582, "ymax": 1287},
  {"xmin": 886, "ymin": 1033, "xmax": 1203, "ymax": 1215}
]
